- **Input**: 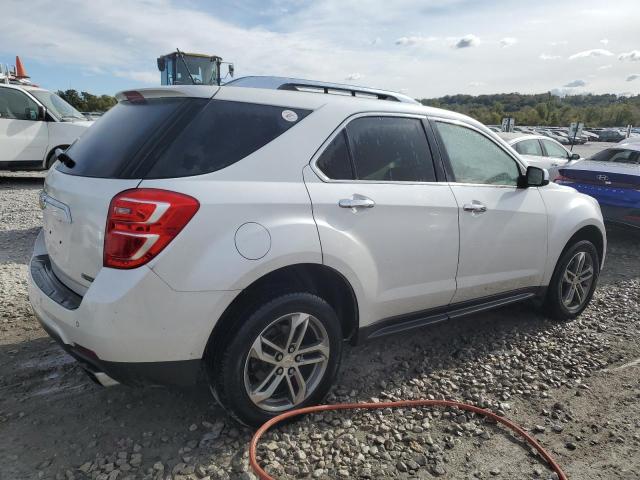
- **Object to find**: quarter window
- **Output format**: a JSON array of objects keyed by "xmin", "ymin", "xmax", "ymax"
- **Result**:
[
  {"xmin": 0, "ymin": 88, "xmax": 39, "ymax": 121},
  {"xmin": 514, "ymin": 139, "xmax": 543, "ymax": 156},
  {"xmin": 435, "ymin": 122, "xmax": 520, "ymax": 186},
  {"xmin": 346, "ymin": 116, "xmax": 436, "ymax": 182},
  {"xmin": 541, "ymin": 139, "xmax": 569, "ymax": 159}
]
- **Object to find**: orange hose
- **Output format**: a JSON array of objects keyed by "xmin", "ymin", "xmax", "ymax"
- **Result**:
[{"xmin": 249, "ymin": 399, "xmax": 568, "ymax": 480}]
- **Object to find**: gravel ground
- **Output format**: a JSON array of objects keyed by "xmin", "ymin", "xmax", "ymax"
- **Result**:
[{"xmin": 1, "ymin": 167, "xmax": 639, "ymax": 480}]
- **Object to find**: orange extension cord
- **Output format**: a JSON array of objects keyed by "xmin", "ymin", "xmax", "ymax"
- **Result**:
[{"xmin": 249, "ymin": 399, "xmax": 568, "ymax": 480}]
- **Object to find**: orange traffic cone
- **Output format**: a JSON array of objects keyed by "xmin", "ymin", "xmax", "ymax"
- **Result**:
[{"xmin": 15, "ymin": 56, "xmax": 29, "ymax": 79}]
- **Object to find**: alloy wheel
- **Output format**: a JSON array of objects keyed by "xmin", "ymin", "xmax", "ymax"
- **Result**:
[
  {"xmin": 243, "ymin": 312, "xmax": 330, "ymax": 412},
  {"xmin": 559, "ymin": 250, "xmax": 594, "ymax": 313}
]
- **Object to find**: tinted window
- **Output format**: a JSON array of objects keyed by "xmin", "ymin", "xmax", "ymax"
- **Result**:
[
  {"xmin": 589, "ymin": 148, "xmax": 639, "ymax": 165},
  {"xmin": 316, "ymin": 131, "xmax": 354, "ymax": 180},
  {"xmin": 0, "ymin": 88, "xmax": 39, "ymax": 120},
  {"xmin": 435, "ymin": 122, "xmax": 520, "ymax": 186},
  {"xmin": 147, "ymin": 101, "xmax": 310, "ymax": 178},
  {"xmin": 346, "ymin": 117, "xmax": 435, "ymax": 182},
  {"xmin": 58, "ymin": 97, "xmax": 200, "ymax": 178},
  {"xmin": 541, "ymin": 139, "xmax": 569, "ymax": 159},
  {"xmin": 514, "ymin": 139, "xmax": 543, "ymax": 156}
]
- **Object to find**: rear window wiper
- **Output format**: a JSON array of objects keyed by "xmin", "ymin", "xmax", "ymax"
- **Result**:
[{"xmin": 54, "ymin": 148, "xmax": 76, "ymax": 168}]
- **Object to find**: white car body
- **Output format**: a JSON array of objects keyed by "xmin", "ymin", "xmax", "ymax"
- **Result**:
[
  {"xmin": 28, "ymin": 80, "xmax": 606, "ymax": 400},
  {"xmin": 498, "ymin": 132, "xmax": 580, "ymax": 178},
  {"xmin": 0, "ymin": 83, "xmax": 92, "ymax": 170}
]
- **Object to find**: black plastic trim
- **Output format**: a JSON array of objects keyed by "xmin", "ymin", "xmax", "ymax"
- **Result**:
[
  {"xmin": 358, "ymin": 287, "xmax": 541, "ymax": 342},
  {"xmin": 36, "ymin": 315, "xmax": 201, "ymax": 387},
  {"xmin": 30, "ymin": 254, "xmax": 82, "ymax": 310},
  {"xmin": 0, "ymin": 160, "xmax": 42, "ymax": 170}
]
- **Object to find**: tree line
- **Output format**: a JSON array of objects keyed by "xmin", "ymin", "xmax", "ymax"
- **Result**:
[
  {"xmin": 420, "ymin": 92, "xmax": 640, "ymax": 127},
  {"xmin": 56, "ymin": 88, "xmax": 639, "ymax": 127},
  {"xmin": 56, "ymin": 89, "xmax": 117, "ymax": 112}
]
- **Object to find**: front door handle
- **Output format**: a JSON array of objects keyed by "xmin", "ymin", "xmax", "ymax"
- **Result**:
[
  {"xmin": 462, "ymin": 201, "xmax": 487, "ymax": 213},
  {"xmin": 339, "ymin": 195, "xmax": 375, "ymax": 210}
]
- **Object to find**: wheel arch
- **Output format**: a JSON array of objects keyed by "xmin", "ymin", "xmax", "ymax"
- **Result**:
[
  {"xmin": 45, "ymin": 145, "xmax": 70, "ymax": 169},
  {"xmin": 204, "ymin": 263, "xmax": 359, "ymax": 367}
]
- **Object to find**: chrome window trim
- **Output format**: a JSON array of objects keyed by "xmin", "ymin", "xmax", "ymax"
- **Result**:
[
  {"xmin": 428, "ymin": 116, "xmax": 527, "ymax": 187},
  {"xmin": 309, "ymin": 111, "xmax": 443, "ymax": 186}
]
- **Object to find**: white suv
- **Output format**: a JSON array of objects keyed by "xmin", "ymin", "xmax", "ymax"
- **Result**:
[
  {"xmin": 0, "ymin": 83, "xmax": 92, "ymax": 170},
  {"xmin": 29, "ymin": 78, "xmax": 606, "ymax": 426}
]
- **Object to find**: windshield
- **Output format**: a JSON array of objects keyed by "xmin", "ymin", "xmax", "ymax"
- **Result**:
[
  {"xmin": 29, "ymin": 89, "xmax": 86, "ymax": 121},
  {"xmin": 175, "ymin": 57, "xmax": 218, "ymax": 85}
]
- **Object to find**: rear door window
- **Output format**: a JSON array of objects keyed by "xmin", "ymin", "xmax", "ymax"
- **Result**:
[
  {"xmin": 147, "ymin": 101, "xmax": 310, "ymax": 178},
  {"xmin": 345, "ymin": 116, "xmax": 436, "ymax": 182},
  {"xmin": 316, "ymin": 131, "xmax": 354, "ymax": 180}
]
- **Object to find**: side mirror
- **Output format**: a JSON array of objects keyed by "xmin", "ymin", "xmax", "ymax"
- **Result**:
[
  {"xmin": 520, "ymin": 166, "xmax": 549, "ymax": 187},
  {"xmin": 569, "ymin": 152, "xmax": 580, "ymax": 161},
  {"xmin": 228, "ymin": 63, "xmax": 234, "ymax": 78},
  {"xmin": 37, "ymin": 105, "xmax": 46, "ymax": 121},
  {"xmin": 156, "ymin": 57, "xmax": 166, "ymax": 72}
]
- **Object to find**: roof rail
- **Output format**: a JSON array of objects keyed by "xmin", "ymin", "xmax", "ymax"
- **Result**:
[{"xmin": 225, "ymin": 76, "xmax": 418, "ymax": 104}]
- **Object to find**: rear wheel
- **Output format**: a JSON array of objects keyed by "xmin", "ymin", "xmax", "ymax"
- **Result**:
[
  {"xmin": 544, "ymin": 240, "xmax": 599, "ymax": 320},
  {"xmin": 211, "ymin": 292, "xmax": 342, "ymax": 426}
]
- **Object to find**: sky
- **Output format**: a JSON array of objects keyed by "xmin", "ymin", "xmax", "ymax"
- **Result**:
[{"xmin": 1, "ymin": 0, "xmax": 639, "ymax": 98}]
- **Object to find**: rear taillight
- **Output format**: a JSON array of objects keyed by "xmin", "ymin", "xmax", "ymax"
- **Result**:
[{"xmin": 104, "ymin": 189, "xmax": 199, "ymax": 269}]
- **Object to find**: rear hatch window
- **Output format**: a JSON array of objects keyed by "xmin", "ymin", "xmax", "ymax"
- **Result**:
[{"xmin": 57, "ymin": 97, "xmax": 311, "ymax": 179}]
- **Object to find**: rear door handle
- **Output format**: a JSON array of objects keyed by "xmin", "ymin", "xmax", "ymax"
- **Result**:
[
  {"xmin": 462, "ymin": 201, "xmax": 487, "ymax": 213},
  {"xmin": 339, "ymin": 195, "xmax": 375, "ymax": 210}
]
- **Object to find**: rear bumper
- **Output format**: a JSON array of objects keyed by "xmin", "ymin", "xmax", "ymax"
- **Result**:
[{"xmin": 28, "ymin": 229, "xmax": 238, "ymax": 386}]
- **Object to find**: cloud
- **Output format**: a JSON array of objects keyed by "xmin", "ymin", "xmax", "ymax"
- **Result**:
[
  {"xmin": 600, "ymin": 38, "xmax": 609, "ymax": 45},
  {"xmin": 569, "ymin": 49, "xmax": 614, "ymax": 59},
  {"xmin": 499, "ymin": 37, "xmax": 517, "ymax": 48},
  {"xmin": 598, "ymin": 64, "xmax": 613, "ymax": 70},
  {"xmin": 395, "ymin": 35, "xmax": 438, "ymax": 46},
  {"xmin": 626, "ymin": 74, "xmax": 640, "ymax": 82},
  {"xmin": 564, "ymin": 79, "xmax": 587, "ymax": 87},
  {"xmin": 113, "ymin": 70, "xmax": 158, "ymax": 84},
  {"xmin": 454, "ymin": 34, "xmax": 480, "ymax": 49},
  {"xmin": 618, "ymin": 50, "xmax": 640, "ymax": 61},
  {"xmin": 549, "ymin": 40, "xmax": 568, "ymax": 46},
  {"xmin": 345, "ymin": 73, "xmax": 362, "ymax": 81},
  {"xmin": 468, "ymin": 81, "xmax": 484, "ymax": 87},
  {"xmin": 539, "ymin": 54, "xmax": 561, "ymax": 60}
]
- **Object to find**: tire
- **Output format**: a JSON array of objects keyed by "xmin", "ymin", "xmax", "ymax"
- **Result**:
[
  {"xmin": 544, "ymin": 240, "xmax": 600, "ymax": 321},
  {"xmin": 211, "ymin": 292, "xmax": 343, "ymax": 427}
]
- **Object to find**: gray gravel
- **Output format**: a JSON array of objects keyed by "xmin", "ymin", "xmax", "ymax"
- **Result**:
[{"xmin": 1, "ymin": 171, "xmax": 639, "ymax": 480}]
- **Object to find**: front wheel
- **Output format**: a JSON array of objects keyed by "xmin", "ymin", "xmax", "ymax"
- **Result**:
[
  {"xmin": 211, "ymin": 293, "xmax": 343, "ymax": 426},
  {"xmin": 544, "ymin": 240, "xmax": 600, "ymax": 320}
]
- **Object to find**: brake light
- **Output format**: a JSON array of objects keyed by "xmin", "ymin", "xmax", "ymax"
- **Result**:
[
  {"xmin": 104, "ymin": 189, "xmax": 199, "ymax": 269},
  {"xmin": 122, "ymin": 90, "xmax": 146, "ymax": 104}
]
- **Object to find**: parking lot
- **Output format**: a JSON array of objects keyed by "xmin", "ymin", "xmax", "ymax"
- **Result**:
[{"xmin": 1, "ymin": 145, "xmax": 639, "ymax": 479}]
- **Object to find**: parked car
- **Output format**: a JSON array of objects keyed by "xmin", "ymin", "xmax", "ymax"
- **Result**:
[
  {"xmin": 29, "ymin": 77, "xmax": 606, "ymax": 426},
  {"xmin": 498, "ymin": 132, "xmax": 580, "ymax": 178},
  {"xmin": 591, "ymin": 129, "xmax": 625, "ymax": 143},
  {"xmin": 556, "ymin": 144, "xmax": 640, "ymax": 228},
  {"xmin": 0, "ymin": 83, "xmax": 93, "ymax": 170}
]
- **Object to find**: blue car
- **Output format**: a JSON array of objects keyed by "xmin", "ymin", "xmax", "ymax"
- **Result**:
[{"xmin": 556, "ymin": 144, "xmax": 640, "ymax": 228}]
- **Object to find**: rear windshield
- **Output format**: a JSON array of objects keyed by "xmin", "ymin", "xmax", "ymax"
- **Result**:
[
  {"xmin": 57, "ymin": 98, "xmax": 201, "ymax": 178},
  {"xmin": 589, "ymin": 148, "xmax": 640, "ymax": 165},
  {"xmin": 57, "ymin": 97, "xmax": 311, "ymax": 179}
]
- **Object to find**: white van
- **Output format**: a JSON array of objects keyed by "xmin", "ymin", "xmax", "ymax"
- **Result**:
[{"xmin": 0, "ymin": 83, "xmax": 93, "ymax": 170}]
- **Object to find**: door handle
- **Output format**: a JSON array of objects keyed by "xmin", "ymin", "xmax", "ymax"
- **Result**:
[
  {"xmin": 462, "ymin": 201, "xmax": 487, "ymax": 213},
  {"xmin": 339, "ymin": 195, "xmax": 375, "ymax": 209}
]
